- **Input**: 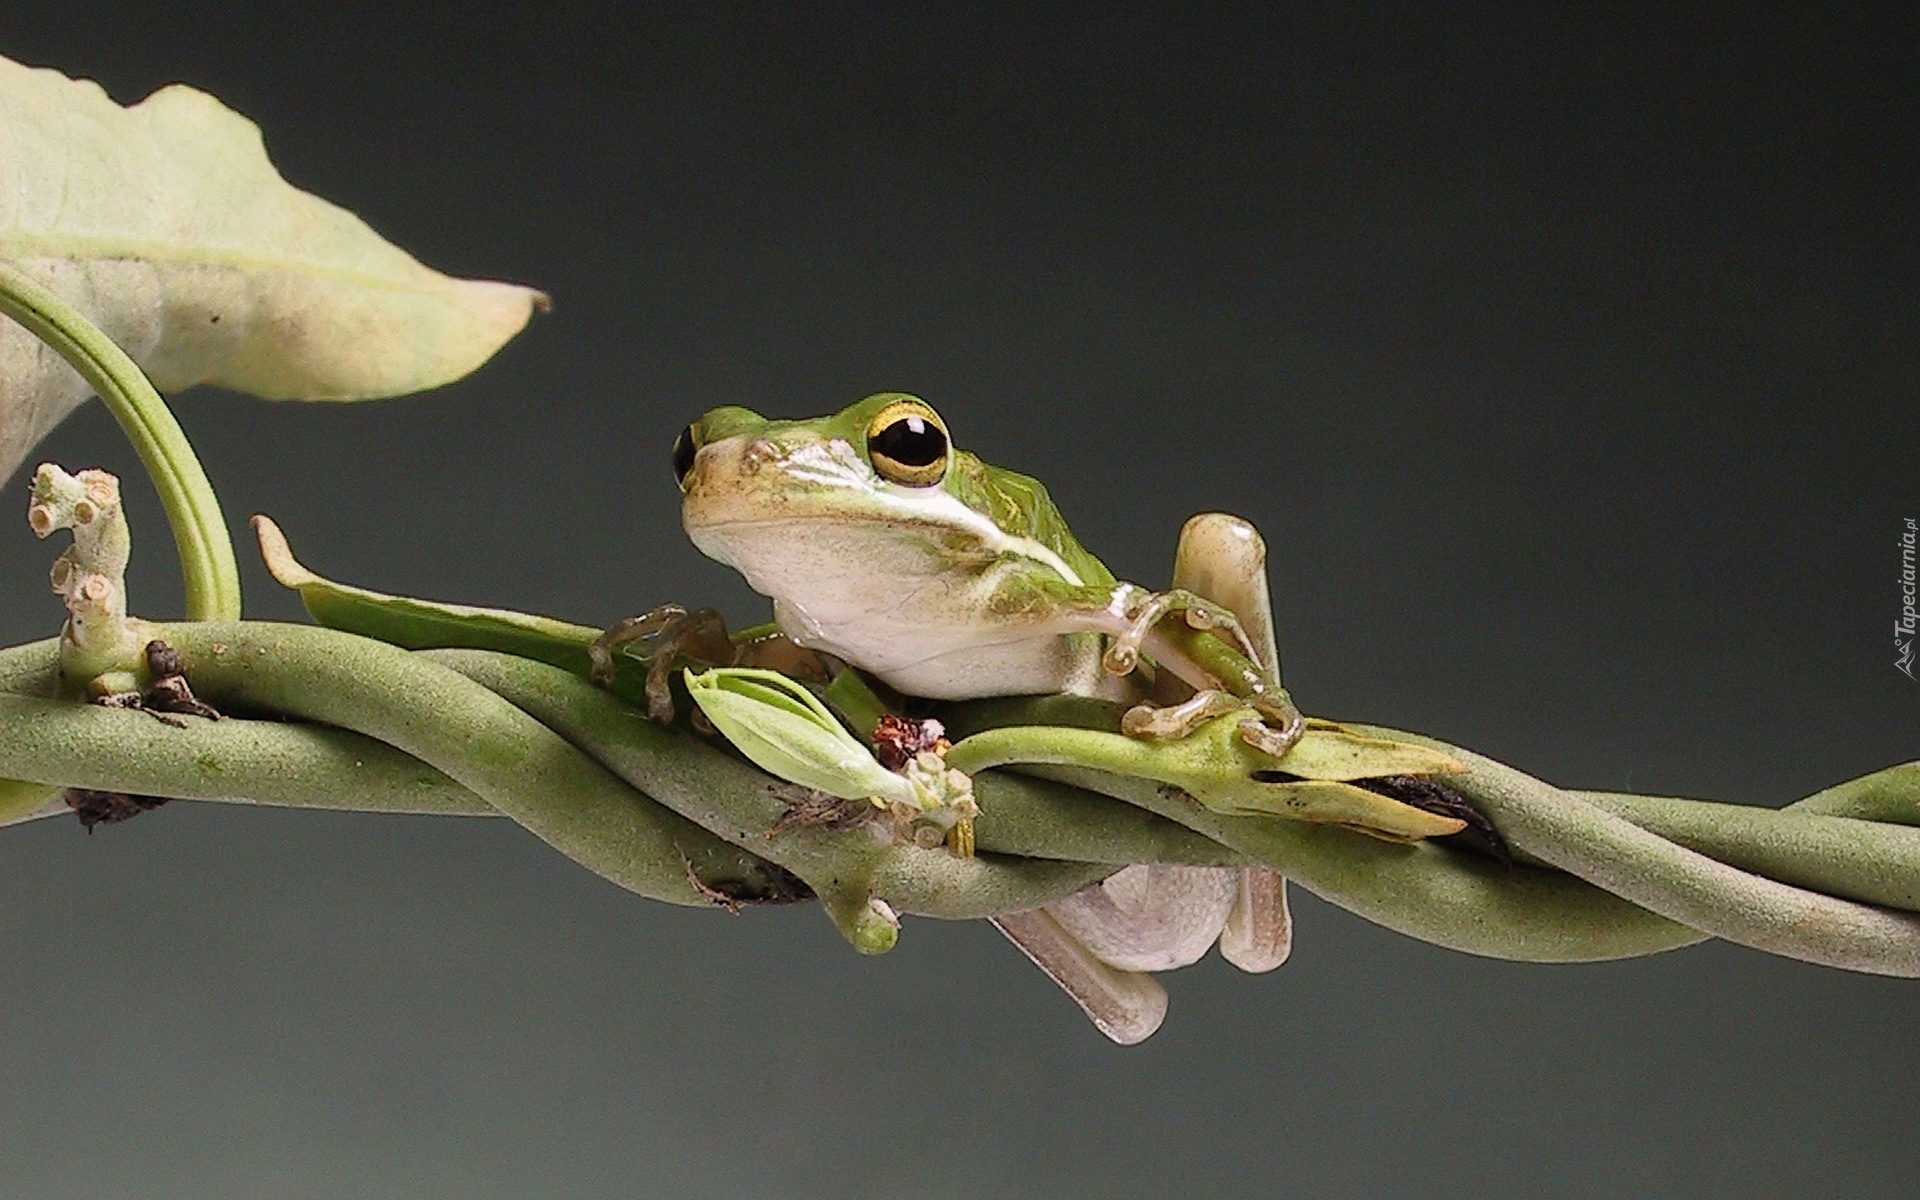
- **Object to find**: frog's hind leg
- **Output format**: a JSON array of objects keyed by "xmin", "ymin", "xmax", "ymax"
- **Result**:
[
  {"xmin": 1043, "ymin": 864, "xmax": 1239, "ymax": 971},
  {"xmin": 1218, "ymin": 859, "xmax": 1292, "ymax": 972},
  {"xmin": 991, "ymin": 909, "xmax": 1169, "ymax": 1045},
  {"xmin": 1171, "ymin": 512, "xmax": 1294, "ymax": 975},
  {"xmin": 999, "ymin": 866, "xmax": 1236, "ymax": 1042},
  {"xmin": 994, "ymin": 514, "xmax": 1299, "ymax": 1039}
]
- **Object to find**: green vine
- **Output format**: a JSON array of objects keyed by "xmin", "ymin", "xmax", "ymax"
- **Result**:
[{"xmin": 2, "ymin": 622, "xmax": 1917, "ymax": 975}]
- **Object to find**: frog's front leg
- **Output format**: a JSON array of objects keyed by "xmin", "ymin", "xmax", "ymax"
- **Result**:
[
  {"xmin": 589, "ymin": 605, "xmax": 734, "ymax": 721},
  {"xmin": 1112, "ymin": 608, "xmax": 1304, "ymax": 756},
  {"xmin": 590, "ymin": 606, "xmax": 834, "ymax": 722},
  {"xmin": 1064, "ymin": 522, "xmax": 1306, "ymax": 761}
]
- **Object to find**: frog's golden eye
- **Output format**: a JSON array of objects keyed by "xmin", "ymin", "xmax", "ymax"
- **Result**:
[
  {"xmin": 671, "ymin": 423, "xmax": 700, "ymax": 492},
  {"xmin": 866, "ymin": 400, "xmax": 950, "ymax": 487}
]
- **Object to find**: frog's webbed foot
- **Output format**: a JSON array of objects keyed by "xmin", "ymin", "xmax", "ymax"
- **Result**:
[
  {"xmin": 591, "ymin": 608, "xmax": 837, "ymax": 723},
  {"xmin": 1236, "ymin": 707, "xmax": 1306, "ymax": 760},
  {"xmin": 588, "ymin": 604, "xmax": 708, "ymax": 683},
  {"xmin": 1121, "ymin": 692, "xmax": 1305, "ymax": 762},
  {"xmin": 1119, "ymin": 690, "xmax": 1305, "ymax": 764},
  {"xmin": 589, "ymin": 604, "xmax": 733, "ymax": 722}
]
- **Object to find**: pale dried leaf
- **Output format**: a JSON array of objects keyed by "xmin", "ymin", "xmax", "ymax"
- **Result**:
[{"xmin": 0, "ymin": 56, "xmax": 547, "ymax": 481}]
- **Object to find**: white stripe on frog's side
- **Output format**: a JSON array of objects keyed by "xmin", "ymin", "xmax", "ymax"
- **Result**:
[{"xmin": 870, "ymin": 472, "xmax": 1088, "ymax": 589}]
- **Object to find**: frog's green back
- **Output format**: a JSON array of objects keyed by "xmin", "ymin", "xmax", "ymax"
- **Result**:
[{"xmin": 945, "ymin": 451, "xmax": 1116, "ymax": 589}]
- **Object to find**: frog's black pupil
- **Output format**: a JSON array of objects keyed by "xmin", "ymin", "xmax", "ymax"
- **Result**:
[
  {"xmin": 872, "ymin": 415, "xmax": 947, "ymax": 468},
  {"xmin": 671, "ymin": 425, "xmax": 698, "ymax": 483}
]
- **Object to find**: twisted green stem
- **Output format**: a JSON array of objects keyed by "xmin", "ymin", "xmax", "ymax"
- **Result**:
[
  {"xmin": 1351, "ymin": 727, "xmax": 1920, "ymax": 974},
  {"xmin": 2, "ymin": 624, "xmax": 1913, "ymax": 977}
]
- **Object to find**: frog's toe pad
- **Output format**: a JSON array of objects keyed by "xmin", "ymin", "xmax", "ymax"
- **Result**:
[{"xmin": 1236, "ymin": 713, "xmax": 1305, "ymax": 759}]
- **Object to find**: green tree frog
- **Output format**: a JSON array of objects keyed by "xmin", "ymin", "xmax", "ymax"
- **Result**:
[{"xmin": 666, "ymin": 392, "xmax": 1305, "ymax": 1043}]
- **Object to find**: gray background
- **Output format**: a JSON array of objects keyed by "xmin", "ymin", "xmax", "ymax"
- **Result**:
[{"xmin": 3, "ymin": 5, "xmax": 1918, "ymax": 1197}]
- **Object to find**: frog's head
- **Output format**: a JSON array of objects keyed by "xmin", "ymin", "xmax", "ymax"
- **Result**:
[
  {"xmin": 674, "ymin": 393, "xmax": 1008, "ymax": 592},
  {"xmin": 675, "ymin": 392, "xmax": 958, "ymax": 521}
]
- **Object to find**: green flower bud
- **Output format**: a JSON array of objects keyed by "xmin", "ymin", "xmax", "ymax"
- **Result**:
[{"xmin": 684, "ymin": 667, "xmax": 916, "ymax": 806}]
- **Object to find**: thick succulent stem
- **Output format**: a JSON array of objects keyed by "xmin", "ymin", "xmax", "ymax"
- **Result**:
[
  {"xmin": 29, "ymin": 463, "xmax": 152, "ymax": 690},
  {"xmin": 0, "ymin": 621, "xmax": 1913, "ymax": 978}
]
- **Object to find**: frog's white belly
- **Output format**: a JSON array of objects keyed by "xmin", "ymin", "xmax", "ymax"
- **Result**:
[
  {"xmin": 773, "ymin": 594, "xmax": 1108, "ymax": 699},
  {"xmin": 691, "ymin": 517, "xmax": 1119, "ymax": 700}
]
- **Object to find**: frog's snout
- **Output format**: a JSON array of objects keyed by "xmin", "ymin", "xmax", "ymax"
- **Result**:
[
  {"xmin": 683, "ymin": 435, "xmax": 780, "ymax": 498},
  {"xmin": 738, "ymin": 436, "xmax": 781, "ymax": 475}
]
